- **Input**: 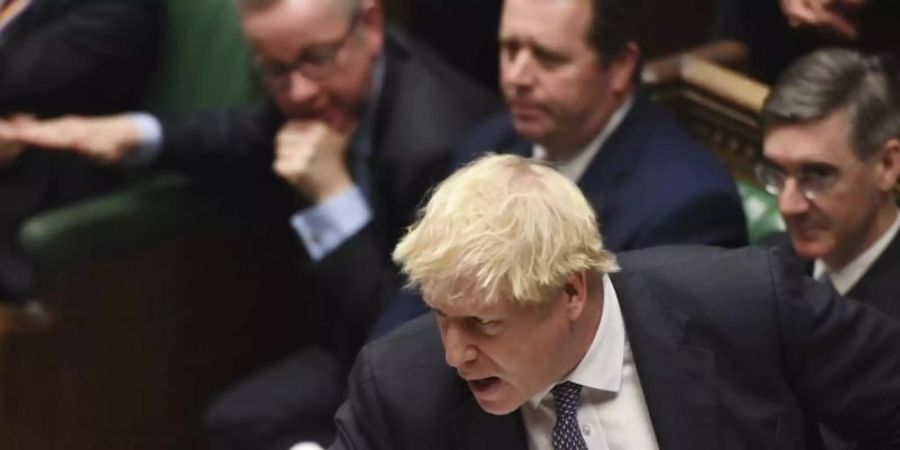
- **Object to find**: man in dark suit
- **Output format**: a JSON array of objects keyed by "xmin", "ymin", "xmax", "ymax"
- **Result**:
[
  {"xmin": 5, "ymin": 0, "xmax": 499, "ymax": 447},
  {"xmin": 758, "ymin": 48, "xmax": 900, "ymax": 318},
  {"xmin": 331, "ymin": 153, "xmax": 900, "ymax": 450},
  {"xmin": 459, "ymin": 0, "xmax": 746, "ymax": 251},
  {"xmin": 369, "ymin": 0, "xmax": 748, "ymax": 337},
  {"xmin": 0, "ymin": 0, "xmax": 163, "ymax": 301},
  {"xmin": 757, "ymin": 48, "xmax": 900, "ymax": 450}
]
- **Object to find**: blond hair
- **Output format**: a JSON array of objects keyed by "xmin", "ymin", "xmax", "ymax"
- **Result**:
[{"xmin": 393, "ymin": 154, "xmax": 618, "ymax": 308}]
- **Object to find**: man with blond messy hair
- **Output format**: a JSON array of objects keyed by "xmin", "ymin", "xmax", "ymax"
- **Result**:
[{"xmin": 330, "ymin": 153, "xmax": 900, "ymax": 450}]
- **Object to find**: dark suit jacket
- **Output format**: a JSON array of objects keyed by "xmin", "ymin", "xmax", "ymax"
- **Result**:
[
  {"xmin": 0, "ymin": 0, "xmax": 163, "ymax": 300},
  {"xmin": 156, "ymin": 27, "xmax": 500, "ymax": 357},
  {"xmin": 767, "ymin": 231, "xmax": 900, "ymax": 320},
  {"xmin": 0, "ymin": 0, "xmax": 163, "ymax": 116},
  {"xmin": 454, "ymin": 94, "xmax": 748, "ymax": 252},
  {"xmin": 332, "ymin": 246, "xmax": 900, "ymax": 450}
]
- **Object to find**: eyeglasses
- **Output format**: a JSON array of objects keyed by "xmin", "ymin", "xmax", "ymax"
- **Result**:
[
  {"xmin": 256, "ymin": 11, "xmax": 360, "ymax": 83},
  {"xmin": 754, "ymin": 162, "xmax": 839, "ymax": 201}
]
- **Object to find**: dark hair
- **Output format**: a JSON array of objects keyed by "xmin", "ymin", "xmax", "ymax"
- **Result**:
[
  {"xmin": 762, "ymin": 48, "xmax": 900, "ymax": 160},
  {"xmin": 587, "ymin": 0, "xmax": 645, "ymax": 64}
]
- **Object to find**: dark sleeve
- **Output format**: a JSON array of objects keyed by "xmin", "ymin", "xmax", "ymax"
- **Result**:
[
  {"xmin": 316, "ymin": 224, "xmax": 403, "ymax": 341},
  {"xmin": 0, "ymin": 0, "xmax": 164, "ymax": 115},
  {"xmin": 157, "ymin": 101, "xmax": 285, "ymax": 179},
  {"xmin": 330, "ymin": 347, "xmax": 390, "ymax": 450},
  {"xmin": 774, "ymin": 251, "xmax": 900, "ymax": 446},
  {"xmin": 709, "ymin": 0, "xmax": 815, "ymax": 83},
  {"xmin": 632, "ymin": 190, "xmax": 749, "ymax": 249}
]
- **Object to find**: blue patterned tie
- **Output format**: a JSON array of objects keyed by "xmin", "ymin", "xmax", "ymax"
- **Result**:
[{"xmin": 551, "ymin": 381, "xmax": 588, "ymax": 450}]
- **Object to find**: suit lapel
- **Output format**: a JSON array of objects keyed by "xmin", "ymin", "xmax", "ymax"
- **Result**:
[
  {"xmin": 611, "ymin": 270, "xmax": 717, "ymax": 450},
  {"xmin": 847, "ymin": 231, "xmax": 900, "ymax": 318},
  {"xmin": 449, "ymin": 395, "xmax": 528, "ymax": 450},
  {"xmin": 575, "ymin": 93, "xmax": 652, "ymax": 206}
]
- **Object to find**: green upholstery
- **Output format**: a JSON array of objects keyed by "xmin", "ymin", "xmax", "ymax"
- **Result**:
[
  {"xmin": 737, "ymin": 181, "xmax": 785, "ymax": 243},
  {"xmin": 19, "ymin": 0, "xmax": 263, "ymax": 270},
  {"xmin": 143, "ymin": 0, "xmax": 262, "ymax": 115}
]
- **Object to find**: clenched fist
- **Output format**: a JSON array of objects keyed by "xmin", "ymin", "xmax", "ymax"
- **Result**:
[{"xmin": 273, "ymin": 120, "xmax": 356, "ymax": 203}]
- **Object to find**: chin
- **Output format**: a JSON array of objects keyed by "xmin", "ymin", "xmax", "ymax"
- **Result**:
[
  {"xmin": 475, "ymin": 398, "xmax": 522, "ymax": 416},
  {"xmin": 790, "ymin": 236, "xmax": 832, "ymax": 262}
]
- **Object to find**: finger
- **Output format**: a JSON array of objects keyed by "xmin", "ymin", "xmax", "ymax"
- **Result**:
[
  {"xmin": 276, "ymin": 131, "xmax": 315, "ymax": 160},
  {"xmin": 820, "ymin": 11, "xmax": 859, "ymax": 39},
  {"xmin": 783, "ymin": 0, "xmax": 820, "ymax": 26},
  {"xmin": 9, "ymin": 113, "xmax": 36, "ymax": 124},
  {"xmin": 282, "ymin": 119, "xmax": 313, "ymax": 132},
  {"xmin": 12, "ymin": 122, "xmax": 79, "ymax": 151}
]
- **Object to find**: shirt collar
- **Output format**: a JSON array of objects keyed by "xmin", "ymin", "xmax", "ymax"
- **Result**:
[
  {"xmin": 526, "ymin": 274, "xmax": 626, "ymax": 409},
  {"xmin": 814, "ymin": 212, "xmax": 900, "ymax": 295},
  {"xmin": 531, "ymin": 94, "xmax": 634, "ymax": 182}
]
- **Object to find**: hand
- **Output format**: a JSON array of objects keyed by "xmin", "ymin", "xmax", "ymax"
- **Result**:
[
  {"xmin": 780, "ymin": 0, "xmax": 864, "ymax": 40},
  {"xmin": 273, "ymin": 120, "xmax": 356, "ymax": 203},
  {"xmin": 9, "ymin": 114, "xmax": 143, "ymax": 165},
  {"xmin": 0, "ymin": 119, "xmax": 24, "ymax": 167}
]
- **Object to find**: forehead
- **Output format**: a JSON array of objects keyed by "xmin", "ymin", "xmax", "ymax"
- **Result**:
[
  {"xmin": 500, "ymin": 0, "xmax": 592, "ymax": 48},
  {"xmin": 424, "ymin": 290, "xmax": 514, "ymax": 319},
  {"xmin": 763, "ymin": 110, "xmax": 857, "ymax": 167},
  {"xmin": 241, "ymin": 0, "xmax": 347, "ymax": 59}
]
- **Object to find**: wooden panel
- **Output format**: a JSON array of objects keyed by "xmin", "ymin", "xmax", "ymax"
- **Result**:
[{"xmin": 1, "ymin": 222, "xmax": 324, "ymax": 450}]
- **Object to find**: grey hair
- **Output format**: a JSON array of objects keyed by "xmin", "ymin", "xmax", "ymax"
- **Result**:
[{"xmin": 762, "ymin": 48, "xmax": 900, "ymax": 160}]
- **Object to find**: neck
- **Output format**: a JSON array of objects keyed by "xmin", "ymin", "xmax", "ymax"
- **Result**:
[
  {"xmin": 541, "ymin": 88, "xmax": 631, "ymax": 161},
  {"xmin": 560, "ymin": 292, "xmax": 604, "ymax": 380}
]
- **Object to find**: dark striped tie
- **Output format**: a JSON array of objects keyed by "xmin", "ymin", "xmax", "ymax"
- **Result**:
[{"xmin": 551, "ymin": 381, "xmax": 588, "ymax": 450}]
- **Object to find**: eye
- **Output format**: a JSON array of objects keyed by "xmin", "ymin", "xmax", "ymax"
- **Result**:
[
  {"xmin": 302, "ymin": 47, "xmax": 338, "ymax": 66},
  {"xmin": 531, "ymin": 46, "xmax": 569, "ymax": 68},
  {"xmin": 801, "ymin": 163, "xmax": 838, "ymax": 180},
  {"xmin": 470, "ymin": 317, "xmax": 503, "ymax": 335},
  {"xmin": 257, "ymin": 60, "xmax": 291, "ymax": 79},
  {"xmin": 499, "ymin": 40, "xmax": 520, "ymax": 62},
  {"xmin": 799, "ymin": 163, "xmax": 839, "ymax": 190}
]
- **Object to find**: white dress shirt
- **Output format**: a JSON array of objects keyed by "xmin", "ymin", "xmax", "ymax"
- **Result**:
[
  {"xmin": 814, "ymin": 213, "xmax": 900, "ymax": 295},
  {"xmin": 531, "ymin": 95, "xmax": 634, "ymax": 182},
  {"xmin": 521, "ymin": 275, "xmax": 659, "ymax": 450}
]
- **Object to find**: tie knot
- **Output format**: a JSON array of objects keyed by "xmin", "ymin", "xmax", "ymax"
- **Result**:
[{"xmin": 551, "ymin": 381, "xmax": 583, "ymax": 417}]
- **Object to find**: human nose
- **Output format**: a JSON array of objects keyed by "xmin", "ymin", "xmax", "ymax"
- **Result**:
[
  {"xmin": 778, "ymin": 177, "xmax": 811, "ymax": 216},
  {"xmin": 286, "ymin": 71, "xmax": 322, "ymax": 104},
  {"xmin": 502, "ymin": 50, "xmax": 535, "ymax": 89},
  {"xmin": 442, "ymin": 322, "xmax": 477, "ymax": 368}
]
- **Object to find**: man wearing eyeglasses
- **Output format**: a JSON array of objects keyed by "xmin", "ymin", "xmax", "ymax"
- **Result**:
[
  {"xmin": 1, "ymin": 0, "xmax": 499, "ymax": 448},
  {"xmin": 758, "ymin": 48, "xmax": 900, "ymax": 448}
]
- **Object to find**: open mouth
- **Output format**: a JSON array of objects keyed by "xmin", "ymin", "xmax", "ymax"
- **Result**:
[{"xmin": 468, "ymin": 376, "xmax": 501, "ymax": 393}]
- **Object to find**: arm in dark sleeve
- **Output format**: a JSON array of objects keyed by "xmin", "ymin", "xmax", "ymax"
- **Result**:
[
  {"xmin": 330, "ymin": 346, "xmax": 390, "ymax": 450},
  {"xmin": 156, "ymin": 100, "xmax": 285, "ymax": 178},
  {"xmin": 0, "ymin": 0, "xmax": 164, "ymax": 115},
  {"xmin": 633, "ymin": 190, "xmax": 749, "ymax": 249}
]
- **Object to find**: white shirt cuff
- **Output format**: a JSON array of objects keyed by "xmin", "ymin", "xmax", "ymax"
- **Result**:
[
  {"xmin": 122, "ymin": 112, "xmax": 163, "ymax": 167},
  {"xmin": 291, "ymin": 185, "xmax": 372, "ymax": 261}
]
